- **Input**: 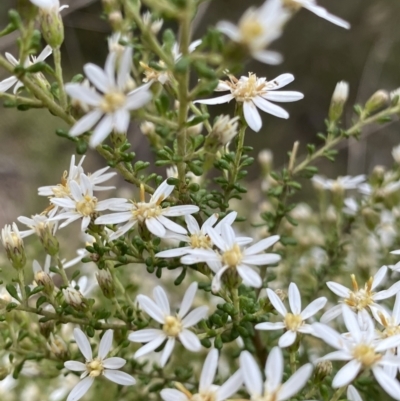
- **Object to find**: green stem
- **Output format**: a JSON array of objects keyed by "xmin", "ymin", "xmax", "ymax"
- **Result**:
[
  {"xmin": 329, "ymin": 386, "xmax": 346, "ymax": 401},
  {"xmin": 53, "ymin": 46, "xmax": 67, "ymax": 109},
  {"xmin": 56, "ymin": 256, "xmax": 70, "ymax": 287},
  {"xmin": 18, "ymin": 270, "xmax": 27, "ymax": 306},
  {"xmin": 289, "ymin": 349, "xmax": 297, "ymax": 373}
]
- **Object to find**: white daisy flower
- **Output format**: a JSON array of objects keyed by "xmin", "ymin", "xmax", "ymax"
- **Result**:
[
  {"xmin": 17, "ymin": 214, "xmax": 57, "ymax": 239},
  {"xmin": 95, "ymin": 180, "xmax": 199, "ymax": 240},
  {"xmin": 161, "ymin": 348, "xmax": 243, "ymax": 401},
  {"xmin": 64, "ymin": 329, "xmax": 135, "ymax": 401},
  {"xmin": 181, "ymin": 225, "xmax": 281, "ymax": 292},
  {"xmin": 0, "ymin": 46, "xmax": 52, "ymax": 93},
  {"xmin": 282, "ymin": 0, "xmax": 350, "ymax": 29},
  {"xmin": 66, "ymin": 47, "xmax": 152, "ymax": 147},
  {"xmin": 311, "ymin": 174, "xmax": 366, "ymax": 191},
  {"xmin": 49, "ymin": 173, "xmax": 126, "ymax": 231},
  {"xmin": 313, "ymin": 306, "xmax": 400, "ymax": 399},
  {"xmin": 128, "ymin": 282, "xmax": 208, "ymax": 367},
  {"xmin": 321, "ymin": 266, "xmax": 400, "ymax": 322},
  {"xmin": 217, "ymin": 0, "xmax": 290, "ymax": 64},
  {"xmin": 255, "ymin": 282, "xmax": 327, "ymax": 347},
  {"xmin": 195, "ymin": 73, "xmax": 303, "ymax": 132},
  {"xmin": 240, "ymin": 347, "xmax": 313, "ymax": 401},
  {"xmin": 156, "ymin": 211, "xmax": 251, "ymax": 258}
]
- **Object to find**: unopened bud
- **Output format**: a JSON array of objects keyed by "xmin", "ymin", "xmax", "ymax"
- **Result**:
[
  {"xmin": 365, "ymin": 90, "xmax": 389, "ymax": 113},
  {"xmin": 361, "ymin": 207, "xmax": 380, "ymax": 231},
  {"xmin": 329, "ymin": 81, "xmax": 349, "ymax": 122},
  {"xmin": 96, "ymin": 269, "xmax": 115, "ymax": 299},
  {"xmin": 108, "ymin": 11, "xmax": 123, "ymax": 30},
  {"xmin": 315, "ymin": 360, "xmax": 332, "ymax": 382},
  {"xmin": 38, "ymin": 223, "xmax": 59, "ymax": 256},
  {"xmin": 37, "ymin": 6, "xmax": 65, "ymax": 49},
  {"xmin": 142, "ymin": 11, "xmax": 163, "ymax": 35},
  {"xmin": 187, "ymin": 122, "xmax": 203, "ymax": 136},
  {"xmin": 392, "ymin": 145, "xmax": 400, "ymax": 165},
  {"xmin": 47, "ymin": 334, "xmax": 69, "ymax": 360},
  {"xmin": 62, "ymin": 287, "xmax": 85, "ymax": 310},
  {"xmin": 140, "ymin": 121, "xmax": 155, "ymax": 135},
  {"xmin": 210, "ymin": 115, "xmax": 239, "ymax": 146},
  {"xmin": 390, "ymin": 88, "xmax": 400, "ymax": 105},
  {"xmin": 1, "ymin": 223, "xmax": 26, "ymax": 270},
  {"xmin": 35, "ymin": 271, "xmax": 54, "ymax": 295},
  {"xmin": 39, "ymin": 319, "xmax": 55, "ymax": 338},
  {"xmin": 371, "ymin": 165, "xmax": 385, "ymax": 186}
]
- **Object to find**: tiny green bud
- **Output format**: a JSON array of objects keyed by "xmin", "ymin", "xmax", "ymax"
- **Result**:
[
  {"xmin": 314, "ymin": 360, "xmax": 332, "ymax": 382},
  {"xmin": 1, "ymin": 223, "xmax": 26, "ymax": 270},
  {"xmin": 365, "ymin": 90, "xmax": 389, "ymax": 114},
  {"xmin": 329, "ymin": 81, "xmax": 349, "ymax": 122},
  {"xmin": 96, "ymin": 269, "xmax": 115, "ymax": 299},
  {"xmin": 34, "ymin": 271, "xmax": 54, "ymax": 295}
]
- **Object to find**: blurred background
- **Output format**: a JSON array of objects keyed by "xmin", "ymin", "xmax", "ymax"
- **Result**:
[{"xmin": 0, "ymin": 0, "xmax": 400, "ymax": 227}]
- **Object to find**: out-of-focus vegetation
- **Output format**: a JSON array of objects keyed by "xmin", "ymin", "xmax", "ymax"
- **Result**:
[{"xmin": 0, "ymin": 0, "xmax": 399, "ymax": 226}]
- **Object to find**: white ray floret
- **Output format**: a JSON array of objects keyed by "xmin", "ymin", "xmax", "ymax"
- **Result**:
[
  {"xmin": 313, "ymin": 306, "xmax": 400, "ymax": 399},
  {"xmin": 66, "ymin": 47, "xmax": 152, "ymax": 147},
  {"xmin": 161, "ymin": 348, "xmax": 243, "ymax": 401},
  {"xmin": 0, "ymin": 46, "xmax": 52, "ymax": 94},
  {"xmin": 64, "ymin": 329, "xmax": 135, "ymax": 401},
  {"xmin": 282, "ymin": 0, "xmax": 350, "ymax": 29},
  {"xmin": 181, "ymin": 224, "xmax": 281, "ymax": 292},
  {"xmin": 95, "ymin": 180, "xmax": 199, "ymax": 240},
  {"xmin": 311, "ymin": 174, "xmax": 366, "ymax": 191},
  {"xmin": 128, "ymin": 283, "xmax": 208, "ymax": 367},
  {"xmin": 195, "ymin": 73, "xmax": 303, "ymax": 132},
  {"xmin": 49, "ymin": 174, "xmax": 127, "ymax": 231},
  {"xmin": 321, "ymin": 266, "xmax": 400, "ymax": 322},
  {"xmin": 216, "ymin": 0, "xmax": 290, "ymax": 65},
  {"xmin": 240, "ymin": 347, "xmax": 312, "ymax": 401},
  {"xmin": 256, "ymin": 282, "xmax": 327, "ymax": 347}
]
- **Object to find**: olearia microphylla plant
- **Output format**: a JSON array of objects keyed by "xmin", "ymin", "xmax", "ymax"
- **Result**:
[{"xmin": 3, "ymin": 0, "xmax": 400, "ymax": 400}]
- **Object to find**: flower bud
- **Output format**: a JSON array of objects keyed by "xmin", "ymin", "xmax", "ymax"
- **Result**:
[
  {"xmin": 210, "ymin": 115, "xmax": 239, "ymax": 146},
  {"xmin": 37, "ymin": 222, "xmax": 59, "ymax": 256},
  {"xmin": 329, "ymin": 81, "xmax": 349, "ymax": 122},
  {"xmin": 1, "ymin": 223, "xmax": 26, "ymax": 270},
  {"xmin": 365, "ymin": 90, "xmax": 389, "ymax": 114},
  {"xmin": 108, "ymin": 11, "xmax": 123, "ymax": 30},
  {"xmin": 39, "ymin": 319, "xmax": 55, "ymax": 338},
  {"xmin": 140, "ymin": 121, "xmax": 156, "ymax": 136},
  {"xmin": 96, "ymin": 269, "xmax": 115, "ymax": 299},
  {"xmin": 36, "ymin": 5, "xmax": 65, "ymax": 49},
  {"xmin": 392, "ymin": 145, "xmax": 400, "ymax": 165},
  {"xmin": 47, "ymin": 333, "xmax": 69, "ymax": 360},
  {"xmin": 315, "ymin": 360, "xmax": 332, "ymax": 382},
  {"xmin": 62, "ymin": 287, "xmax": 85, "ymax": 310},
  {"xmin": 370, "ymin": 165, "xmax": 385, "ymax": 186},
  {"xmin": 362, "ymin": 207, "xmax": 380, "ymax": 231},
  {"xmin": 390, "ymin": 88, "xmax": 400, "ymax": 105},
  {"xmin": 142, "ymin": 11, "xmax": 163, "ymax": 35},
  {"xmin": 34, "ymin": 271, "xmax": 54, "ymax": 295}
]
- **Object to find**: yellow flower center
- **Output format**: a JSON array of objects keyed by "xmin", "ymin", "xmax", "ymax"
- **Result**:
[
  {"xmin": 101, "ymin": 91, "xmax": 126, "ymax": 113},
  {"xmin": 352, "ymin": 344, "xmax": 381, "ymax": 367},
  {"xmin": 133, "ymin": 202, "xmax": 163, "ymax": 222},
  {"xmin": 344, "ymin": 275, "xmax": 375, "ymax": 311},
  {"xmin": 76, "ymin": 195, "xmax": 98, "ymax": 217},
  {"xmin": 192, "ymin": 392, "xmax": 217, "ymax": 401},
  {"xmin": 222, "ymin": 244, "xmax": 243, "ymax": 268},
  {"xmin": 228, "ymin": 73, "xmax": 267, "ymax": 102},
  {"xmin": 190, "ymin": 234, "xmax": 211, "ymax": 249},
  {"xmin": 163, "ymin": 315, "xmax": 183, "ymax": 337},
  {"xmin": 87, "ymin": 358, "xmax": 104, "ymax": 377},
  {"xmin": 52, "ymin": 171, "xmax": 70, "ymax": 198},
  {"xmin": 239, "ymin": 19, "xmax": 264, "ymax": 44},
  {"xmin": 284, "ymin": 313, "xmax": 303, "ymax": 331}
]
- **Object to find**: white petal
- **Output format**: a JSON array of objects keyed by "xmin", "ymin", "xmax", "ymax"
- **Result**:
[
  {"xmin": 84, "ymin": 64, "xmax": 110, "ymax": 92},
  {"xmin": 69, "ymin": 110, "xmax": 103, "ymax": 137},
  {"xmin": 265, "ymin": 347, "xmax": 283, "ymax": 393},
  {"xmin": 153, "ymin": 286, "xmax": 170, "ymax": 315},
  {"xmin": 194, "ymin": 94, "xmax": 235, "ymax": 105},
  {"xmin": 117, "ymin": 47, "xmax": 132, "ymax": 89},
  {"xmin": 332, "ymin": 359, "xmax": 361, "ymax": 388},
  {"xmin": 215, "ymin": 21, "xmax": 241, "ymax": 41},
  {"xmin": 239, "ymin": 351, "xmax": 263, "ymax": 397},
  {"xmin": 137, "ymin": 294, "xmax": 165, "ymax": 324},
  {"xmin": 200, "ymin": 349, "xmax": 218, "ymax": 392},
  {"xmin": 160, "ymin": 337, "xmax": 175, "ymax": 367},
  {"xmin": 244, "ymin": 235, "xmax": 280, "ymax": 255},
  {"xmin": 237, "ymin": 265, "xmax": 262, "ymax": 288},
  {"xmin": 288, "ymin": 283, "xmax": 301, "ymax": 314},
  {"xmin": 252, "ymin": 96, "xmax": 289, "ymax": 119},
  {"xmin": 266, "ymin": 289, "xmax": 287, "ymax": 317},
  {"xmin": 151, "ymin": 180, "xmax": 174, "ymax": 202},
  {"xmin": 65, "ymin": 83, "xmax": 101, "ymax": 105},
  {"xmin": 318, "ymin": 350, "xmax": 353, "ymax": 361},
  {"xmin": 326, "ymin": 281, "xmax": 350, "ymax": 297},
  {"xmin": 103, "ymin": 369, "xmax": 136, "ymax": 385},
  {"xmin": 114, "ymin": 108, "xmax": 130, "ymax": 133},
  {"xmin": 98, "ymin": 329, "xmax": 113, "ymax": 359},
  {"xmin": 375, "ymin": 335, "xmax": 400, "ymax": 352},
  {"xmin": 157, "ymin": 215, "xmax": 187, "ymax": 235},
  {"xmin": 125, "ymin": 89, "xmax": 152, "ymax": 110},
  {"xmin": 156, "ymin": 247, "xmax": 192, "ymax": 258},
  {"xmin": 90, "ymin": 114, "xmax": 114, "ymax": 147},
  {"xmin": 269, "ymin": 74, "xmax": 294, "ymax": 89},
  {"xmin": 102, "ymin": 357, "xmax": 126, "ymax": 369},
  {"xmin": 37, "ymin": 45, "xmax": 52, "ymax": 61},
  {"xmin": 0, "ymin": 76, "xmax": 18, "ymax": 93},
  {"xmin": 216, "ymin": 369, "xmax": 243, "ymax": 401},
  {"xmin": 134, "ymin": 334, "xmax": 166, "ymax": 359},
  {"xmin": 311, "ymin": 323, "xmax": 344, "ymax": 349},
  {"xmin": 372, "ymin": 366, "xmax": 400, "ymax": 400},
  {"xmin": 146, "ymin": 217, "xmax": 167, "ymax": 237},
  {"xmin": 179, "ymin": 329, "xmax": 201, "ymax": 351},
  {"xmin": 302, "ymin": 3, "xmax": 350, "ymax": 29},
  {"xmin": 214, "ymin": 211, "xmax": 237, "ymax": 233},
  {"xmin": 74, "ymin": 328, "xmax": 92, "ymax": 361},
  {"xmin": 206, "ymin": 226, "xmax": 228, "ymax": 251},
  {"xmin": 129, "ymin": 329, "xmax": 164, "ymax": 343},
  {"xmin": 278, "ymin": 330, "xmax": 297, "ymax": 347},
  {"xmin": 243, "ymin": 100, "xmax": 262, "ymax": 132},
  {"xmin": 182, "ymin": 306, "xmax": 209, "ymax": 327},
  {"xmin": 320, "ymin": 304, "xmax": 343, "ymax": 323},
  {"xmin": 95, "ymin": 212, "xmax": 132, "ymax": 225},
  {"xmin": 372, "ymin": 265, "xmax": 388, "ymax": 289},
  {"xmin": 278, "ymin": 363, "xmax": 313, "ymax": 400},
  {"xmin": 67, "ymin": 377, "xmax": 94, "ymax": 401},
  {"xmin": 185, "ymin": 214, "xmax": 200, "ymax": 234},
  {"xmin": 221, "ymin": 224, "xmax": 236, "ymax": 247},
  {"xmin": 263, "ymin": 91, "xmax": 304, "ymax": 103},
  {"xmin": 342, "ymin": 306, "xmax": 361, "ymax": 342},
  {"xmin": 179, "ymin": 282, "xmax": 198, "ymax": 318},
  {"xmin": 253, "ymin": 50, "xmax": 283, "ymax": 65},
  {"xmin": 300, "ymin": 297, "xmax": 327, "ymax": 320},
  {"xmin": 161, "ymin": 389, "xmax": 189, "ymax": 401},
  {"xmin": 64, "ymin": 361, "xmax": 86, "ymax": 372},
  {"xmin": 255, "ymin": 322, "xmax": 286, "ymax": 331}
]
